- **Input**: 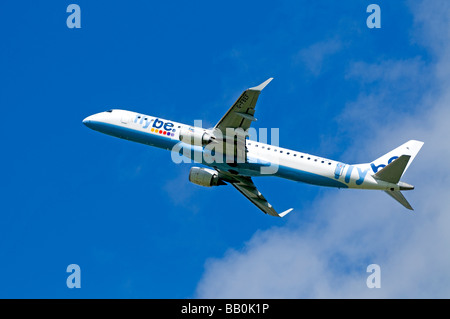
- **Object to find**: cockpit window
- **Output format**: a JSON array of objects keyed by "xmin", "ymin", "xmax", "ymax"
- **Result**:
[{"xmin": 106, "ymin": 110, "xmax": 113, "ymax": 113}]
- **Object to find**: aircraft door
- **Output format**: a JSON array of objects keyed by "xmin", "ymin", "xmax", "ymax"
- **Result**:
[
  {"xmin": 334, "ymin": 162, "xmax": 346, "ymax": 179},
  {"xmin": 121, "ymin": 113, "xmax": 130, "ymax": 124}
]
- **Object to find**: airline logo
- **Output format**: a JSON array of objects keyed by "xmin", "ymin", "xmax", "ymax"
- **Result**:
[
  {"xmin": 334, "ymin": 163, "xmax": 369, "ymax": 185},
  {"xmin": 334, "ymin": 155, "xmax": 400, "ymax": 185},
  {"xmin": 134, "ymin": 115, "xmax": 176, "ymax": 137}
]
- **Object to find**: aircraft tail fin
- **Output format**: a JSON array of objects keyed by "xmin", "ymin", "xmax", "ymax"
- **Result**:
[
  {"xmin": 372, "ymin": 140, "xmax": 424, "ymax": 211},
  {"xmin": 372, "ymin": 140, "xmax": 424, "ymax": 176},
  {"xmin": 375, "ymin": 155, "xmax": 415, "ymax": 209}
]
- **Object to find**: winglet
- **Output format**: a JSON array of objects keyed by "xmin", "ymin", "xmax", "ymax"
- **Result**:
[
  {"xmin": 249, "ymin": 78, "xmax": 273, "ymax": 91},
  {"xmin": 278, "ymin": 208, "xmax": 293, "ymax": 218}
]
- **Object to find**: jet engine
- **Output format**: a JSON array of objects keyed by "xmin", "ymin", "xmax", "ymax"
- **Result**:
[
  {"xmin": 179, "ymin": 127, "xmax": 215, "ymax": 145},
  {"xmin": 188, "ymin": 167, "xmax": 226, "ymax": 187}
]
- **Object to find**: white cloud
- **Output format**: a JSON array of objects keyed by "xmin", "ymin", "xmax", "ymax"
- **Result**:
[{"xmin": 195, "ymin": 1, "xmax": 450, "ymax": 298}]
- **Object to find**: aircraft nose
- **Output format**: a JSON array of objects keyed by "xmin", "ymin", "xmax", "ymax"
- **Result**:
[{"xmin": 82, "ymin": 115, "xmax": 94, "ymax": 128}]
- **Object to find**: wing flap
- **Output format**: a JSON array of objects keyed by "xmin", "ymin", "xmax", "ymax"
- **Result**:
[{"xmin": 225, "ymin": 174, "xmax": 292, "ymax": 218}]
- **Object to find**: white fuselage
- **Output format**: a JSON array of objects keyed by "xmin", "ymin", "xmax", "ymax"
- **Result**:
[{"xmin": 83, "ymin": 109, "xmax": 399, "ymax": 191}]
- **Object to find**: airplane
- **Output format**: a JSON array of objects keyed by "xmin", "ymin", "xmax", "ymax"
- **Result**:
[{"xmin": 83, "ymin": 78, "xmax": 424, "ymax": 217}]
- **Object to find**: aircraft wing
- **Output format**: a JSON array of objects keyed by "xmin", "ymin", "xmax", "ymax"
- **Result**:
[
  {"xmin": 218, "ymin": 170, "xmax": 293, "ymax": 218},
  {"xmin": 214, "ymin": 78, "xmax": 273, "ymax": 134}
]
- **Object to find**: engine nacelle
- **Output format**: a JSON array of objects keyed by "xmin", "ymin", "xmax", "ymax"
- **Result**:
[
  {"xmin": 179, "ymin": 127, "xmax": 215, "ymax": 145},
  {"xmin": 188, "ymin": 167, "xmax": 225, "ymax": 187}
]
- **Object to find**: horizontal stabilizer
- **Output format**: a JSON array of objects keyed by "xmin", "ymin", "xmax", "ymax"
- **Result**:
[
  {"xmin": 374, "ymin": 155, "xmax": 411, "ymax": 184},
  {"xmin": 384, "ymin": 190, "xmax": 413, "ymax": 210}
]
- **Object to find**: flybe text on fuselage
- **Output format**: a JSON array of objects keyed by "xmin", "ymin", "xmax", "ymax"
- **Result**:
[
  {"xmin": 333, "ymin": 163, "xmax": 369, "ymax": 186},
  {"xmin": 133, "ymin": 114, "xmax": 176, "ymax": 136},
  {"xmin": 134, "ymin": 114, "xmax": 177, "ymax": 135}
]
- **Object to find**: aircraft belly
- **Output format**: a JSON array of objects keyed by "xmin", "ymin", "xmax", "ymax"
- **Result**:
[
  {"xmin": 274, "ymin": 164, "xmax": 348, "ymax": 188},
  {"xmin": 88, "ymin": 121, "xmax": 179, "ymax": 150},
  {"xmin": 244, "ymin": 150, "xmax": 348, "ymax": 187}
]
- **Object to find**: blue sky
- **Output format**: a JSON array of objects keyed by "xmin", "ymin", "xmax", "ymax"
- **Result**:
[{"xmin": 1, "ymin": 1, "xmax": 448, "ymax": 298}]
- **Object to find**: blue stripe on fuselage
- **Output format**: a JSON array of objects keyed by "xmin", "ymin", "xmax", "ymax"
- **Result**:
[
  {"xmin": 209, "ymin": 162, "xmax": 348, "ymax": 188},
  {"xmin": 86, "ymin": 121, "xmax": 348, "ymax": 188},
  {"xmin": 274, "ymin": 164, "xmax": 348, "ymax": 188}
]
